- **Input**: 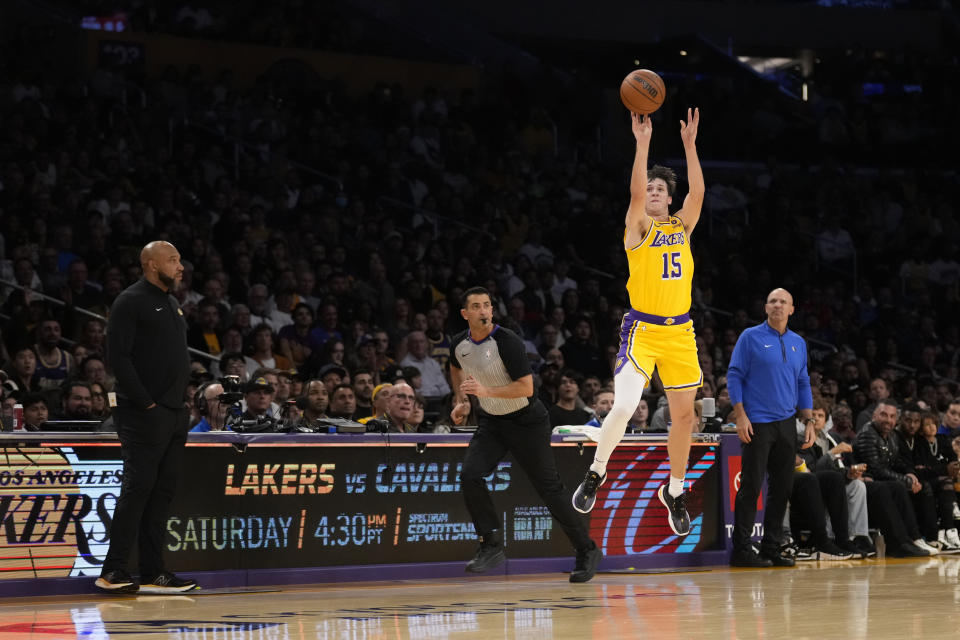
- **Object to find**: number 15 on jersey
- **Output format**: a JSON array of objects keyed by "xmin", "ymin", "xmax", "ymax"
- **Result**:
[{"xmin": 661, "ymin": 252, "xmax": 682, "ymax": 280}]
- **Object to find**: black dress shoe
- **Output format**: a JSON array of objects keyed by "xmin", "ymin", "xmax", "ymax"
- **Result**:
[{"xmin": 730, "ymin": 548, "xmax": 773, "ymax": 567}]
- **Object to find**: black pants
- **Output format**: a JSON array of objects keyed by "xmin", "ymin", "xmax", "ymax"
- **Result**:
[
  {"xmin": 102, "ymin": 404, "xmax": 189, "ymax": 578},
  {"xmin": 789, "ymin": 470, "xmax": 849, "ymax": 545},
  {"xmin": 910, "ymin": 481, "xmax": 941, "ymax": 541},
  {"xmin": 733, "ymin": 418, "xmax": 796, "ymax": 553},
  {"xmin": 865, "ymin": 480, "xmax": 921, "ymax": 548},
  {"xmin": 461, "ymin": 403, "xmax": 592, "ymax": 552}
]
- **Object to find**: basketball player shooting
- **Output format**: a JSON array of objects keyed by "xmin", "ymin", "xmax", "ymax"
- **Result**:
[{"xmin": 573, "ymin": 108, "xmax": 704, "ymax": 537}]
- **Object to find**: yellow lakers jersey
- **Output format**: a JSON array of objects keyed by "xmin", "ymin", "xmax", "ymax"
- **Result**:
[{"xmin": 625, "ymin": 216, "xmax": 693, "ymax": 316}]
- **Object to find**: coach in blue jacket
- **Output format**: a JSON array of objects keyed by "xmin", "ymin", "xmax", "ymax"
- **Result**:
[{"xmin": 727, "ymin": 288, "xmax": 815, "ymax": 567}]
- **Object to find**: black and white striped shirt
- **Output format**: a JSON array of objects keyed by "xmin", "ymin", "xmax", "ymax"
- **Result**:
[{"xmin": 450, "ymin": 325, "xmax": 531, "ymax": 416}]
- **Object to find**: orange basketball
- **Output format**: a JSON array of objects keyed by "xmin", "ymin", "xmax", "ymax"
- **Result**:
[{"xmin": 620, "ymin": 69, "xmax": 665, "ymax": 115}]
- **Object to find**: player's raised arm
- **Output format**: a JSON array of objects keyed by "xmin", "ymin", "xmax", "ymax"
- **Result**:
[
  {"xmin": 625, "ymin": 112, "xmax": 653, "ymax": 249},
  {"xmin": 675, "ymin": 108, "xmax": 704, "ymax": 234}
]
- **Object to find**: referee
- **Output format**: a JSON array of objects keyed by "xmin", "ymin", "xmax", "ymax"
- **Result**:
[
  {"xmin": 450, "ymin": 287, "xmax": 601, "ymax": 583},
  {"xmin": 727, "ymin": 288, "xmax": 816, "ymax": 567},
  {"xmin": 96, "ymin": 241, "xmax": 197, "ymax": 594}
]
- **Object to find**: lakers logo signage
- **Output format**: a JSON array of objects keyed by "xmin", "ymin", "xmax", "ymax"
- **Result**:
[{"xmin": 0, "ymin": 446, "xmax": 123, "ymax": 579}]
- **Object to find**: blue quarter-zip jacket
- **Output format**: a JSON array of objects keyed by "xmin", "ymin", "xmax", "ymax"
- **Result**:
[{"xmin": 726, "ymin": 321, "xmax": 813, "ymax": 424}]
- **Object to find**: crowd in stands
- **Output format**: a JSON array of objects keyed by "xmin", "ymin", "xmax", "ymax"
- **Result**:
[{"xmin": 1, "ymin": 0, "xmax": 960, "ymax": 556}]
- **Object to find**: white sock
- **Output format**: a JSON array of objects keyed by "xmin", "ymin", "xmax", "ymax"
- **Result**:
[
  {"xmin": 590, "ymin": 459, "xmax": 607, "ymax": 477},
  {"xmin": 668, "ymin": 475, "xmax": 685, "ymax": 498}
]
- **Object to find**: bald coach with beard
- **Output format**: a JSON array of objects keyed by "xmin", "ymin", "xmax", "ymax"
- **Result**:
[{"xmin": 97, "ymin": 241, "xmax": 198, "ymax": 594}]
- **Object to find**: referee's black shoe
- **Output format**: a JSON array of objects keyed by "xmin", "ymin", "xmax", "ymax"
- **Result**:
[
  {"xmin": 465, "ymin": 542, "xmax": 506, "ymax": 573},
  {"xmin": 657, "ymin": 484, "xmax": 691, "ymax": 536},
  {"xmin": 569, "ymin": 542, "xmax": 602, "ymax": 583},
  {"xmin": 572, "ymin": 471, "xmax": 606, "ymax": 514}
]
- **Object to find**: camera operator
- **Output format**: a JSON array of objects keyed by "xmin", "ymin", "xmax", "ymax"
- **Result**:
[
  {"xmin": 242, "ymin": 377, "xmax": 276, "ymax": 421},
  {"xmin": 190, "ymin": 382, "xmax": 232, "ymax": 432}
]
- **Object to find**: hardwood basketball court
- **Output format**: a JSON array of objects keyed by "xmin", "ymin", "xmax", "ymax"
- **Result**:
[{"xmin": 3, "ymin": 556, "xmax": 959, "ymax": 639}]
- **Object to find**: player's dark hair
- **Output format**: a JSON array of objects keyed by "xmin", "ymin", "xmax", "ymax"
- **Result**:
[
  {"xmin": 461, "ymin": 286, "xmax": 491, "ymax": 308},
  {"xmin": 649, "ymin": 165, "xmax": 677, "ymax": 196}
]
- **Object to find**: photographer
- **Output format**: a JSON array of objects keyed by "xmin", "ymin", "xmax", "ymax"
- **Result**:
[{"xmin": 190, "ymin": 382, "xmax": 231, "ymax": 432}]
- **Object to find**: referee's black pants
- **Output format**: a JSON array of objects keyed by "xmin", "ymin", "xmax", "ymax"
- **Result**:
[
  {"xmin": 733, "ymin": 417, "xmax": 796, "ymax": 554},
  {"xmin": 461, "ymin": 403, "xmax": 592, "ymax": 551},
  {"xmin": 102, "ymin": 404, "xmax": 189, "ymax": 579}
]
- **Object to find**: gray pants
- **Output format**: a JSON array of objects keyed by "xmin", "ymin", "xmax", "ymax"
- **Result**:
[
  {"xmin": 827, "ymin": 478, "xmax": 869, "ymax": 539},
  {"xmin": 784, "ymin": 477, "xmax": 869, "ymax": 540}
]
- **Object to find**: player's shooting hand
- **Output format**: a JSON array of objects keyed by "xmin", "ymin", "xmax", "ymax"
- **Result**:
[
  {"xmin": 679, "ymin": 107, "xmax": 699, "ymax": 147},
  {"xmin": 460, "ymin": 375, "xmax": 488, "ymax": 398},
  {"xmin": 736, "ymin": 414, "xmax": 754, "ymax": 444},
  {"xmin": 631, "ymin": 112, "xmax": 653, "ymax": 145}
]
